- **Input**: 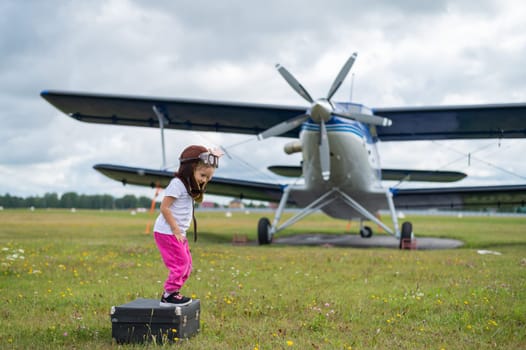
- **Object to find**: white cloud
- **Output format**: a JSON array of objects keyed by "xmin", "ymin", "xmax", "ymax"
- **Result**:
[{"xmin": 1, "ymin": 0, "xmax": 525, "ymax": 201}]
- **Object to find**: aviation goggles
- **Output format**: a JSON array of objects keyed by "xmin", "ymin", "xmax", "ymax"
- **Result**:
[{"xmin": 180, "ymin": 152, "xmax": 220, "ymax": 168}]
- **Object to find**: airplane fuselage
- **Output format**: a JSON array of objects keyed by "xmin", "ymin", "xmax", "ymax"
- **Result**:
[{"xmin": 290, "ymin": 115, "xmax": 388, "ymax": 220}]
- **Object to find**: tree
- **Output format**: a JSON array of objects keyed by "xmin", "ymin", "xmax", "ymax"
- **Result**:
[
  {"xmin": 115, "ymin": 194, "xmax": 138, "ymax": 209},
  {"xmin": 44, "ymin": 193, "xmax": 60, "ymax": 208},
  {"xmin": 61, "ymin": 192, "xmax": 79, "ymax": 208},
  {"xmin": 0, "ymin": 192, "xmax": 160, "ymax": 210}
]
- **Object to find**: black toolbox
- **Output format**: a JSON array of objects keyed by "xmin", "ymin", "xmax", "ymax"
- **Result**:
[{"xmin": 110, "ymin": 298, "xmax": 200, "ymax": 343}]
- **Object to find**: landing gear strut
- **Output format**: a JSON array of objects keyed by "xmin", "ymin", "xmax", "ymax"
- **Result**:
[{"xmin": 257, "ymin": 185, "xmax": 415, "ymax": 248}]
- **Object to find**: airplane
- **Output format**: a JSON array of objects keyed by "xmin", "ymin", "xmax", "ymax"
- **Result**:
[{"xmin": 41, "ymin": 53, "xmax": 526, "ymax": 248}]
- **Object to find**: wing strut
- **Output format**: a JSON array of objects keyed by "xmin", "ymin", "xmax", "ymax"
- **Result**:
[{"xmin": 152, "ymin": 105, "xmax": 169, "ymax": 169}]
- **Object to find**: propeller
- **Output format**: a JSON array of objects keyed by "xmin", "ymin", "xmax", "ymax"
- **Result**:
[
  {"xmin": 327, "ymin": 53, "xmax": 357, "ymax": 100},
  {"xmin": 257, "ymin": 113, "xmax": 309, "ymax": 141},
  {"xmin": 258, "ymin": 52, "xmax": 393, "ymax": 180},
  {"xmin": 275, "ymin": 64, "xmax": 313, "ymax": 103},
  {"xmin": 319, "ymin": 119, "xmax": 330, "ymax": 180}
]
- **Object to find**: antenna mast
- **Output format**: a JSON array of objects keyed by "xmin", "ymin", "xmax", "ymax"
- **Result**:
[{"xmin": 349, "ymin": 73, "xmax": 355, "ymax": 102}]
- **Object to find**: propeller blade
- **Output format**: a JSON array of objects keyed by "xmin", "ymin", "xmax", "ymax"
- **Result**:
[
  {"xmin": 257, "ymin": 114, "xmax": 309, "ymax": 140},
  {"xmin": 319, "ymin": 119, "xmax": 330, "ymax": 181},
  {"xmin": 333, "ymin": 111, "xmax": 392, "ymax": 127},
  {"xmin": 275, "ymin": 64, "xmax": 314, "ymax": 103},
  {"xmin": 326, "ymin": 52, "xmax": 357, "ymax": 100}
]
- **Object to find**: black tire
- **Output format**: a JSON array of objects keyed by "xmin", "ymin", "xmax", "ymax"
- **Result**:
[
  {"xmin": 359, "ymin": 226, "xmax": 373, "ymax": 238},
  {"xmin": 258, "ymin": 217, "xmax": 272, "ymax": 245},
  {"xmin": 399, "ymin": 221, "xmax": 413, "ymax": 249}
]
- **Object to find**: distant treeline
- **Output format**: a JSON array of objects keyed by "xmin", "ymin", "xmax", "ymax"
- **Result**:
[{"xmin": 0, "ymin": 192, "xmax": 155, "ymax": 210}]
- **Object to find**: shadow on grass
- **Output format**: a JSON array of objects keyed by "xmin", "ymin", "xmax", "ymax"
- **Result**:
[{"xmin": 196, "ymin": 230, "xmax": 362, "ymax": 246}]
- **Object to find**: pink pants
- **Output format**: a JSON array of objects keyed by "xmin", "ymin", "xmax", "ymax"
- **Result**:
[{"xmin": 154, "ymin": 232, "xmax": 193, "ymax": 293}]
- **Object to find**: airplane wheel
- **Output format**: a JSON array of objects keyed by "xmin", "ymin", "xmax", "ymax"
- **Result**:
[
  {"xmin": 360, "ymin": 226, "xmax": 373, "ymax": 238},
  {"xmin": 258, "ymin": 217, "xmax": 272, "ymax": 245},
  {"xmin": 399, "ymin": 221, "xmax": 413, "ymax": 249}
]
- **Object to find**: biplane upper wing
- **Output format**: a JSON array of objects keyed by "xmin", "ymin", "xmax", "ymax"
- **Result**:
[
  {"xmin": 41, "ymin": 90, "xmax": 304, "ymax": 138},
  {"xmin": 41, "ymin": 90, "xmax": 526, "ymax": 140},
  {"xmin": 93, "ymin": 164, "xmax": 290, "ymax": 203},
  {"xmin": 374, "ymin": 103, "xmax": 526, "ymax": 140}
]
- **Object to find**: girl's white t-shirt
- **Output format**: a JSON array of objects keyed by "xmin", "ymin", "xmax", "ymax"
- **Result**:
[{"xmin": 153, "ymin": 177, "xmax": 193, "ymax": 236}]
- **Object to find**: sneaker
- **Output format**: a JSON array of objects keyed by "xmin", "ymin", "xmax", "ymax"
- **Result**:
[{"xmin": 160, "ymin": 292, "xmax": 192, "ymax": 307}]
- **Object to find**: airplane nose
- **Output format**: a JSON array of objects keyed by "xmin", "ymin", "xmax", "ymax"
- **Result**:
[{"xmin": 309, "ymin": 99, "xmax": 332, "ymax": 123}]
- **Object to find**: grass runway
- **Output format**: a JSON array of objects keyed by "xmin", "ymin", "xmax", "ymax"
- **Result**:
[{"xmin": 1, "ymin": 209, "xmax": 525, "ymax": 349}]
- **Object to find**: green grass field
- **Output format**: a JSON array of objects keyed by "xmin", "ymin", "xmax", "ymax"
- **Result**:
[{"xmin": 1, "ymin": 209, "xmax": 525, "ymax": 349}]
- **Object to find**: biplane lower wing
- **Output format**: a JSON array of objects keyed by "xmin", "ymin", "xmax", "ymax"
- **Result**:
[
  {"xmin": 392, "ymin": 185, "xmax": 526, "ymax": 210},
  {"xmin": 94, "ymin": 164, "xmax": 526, "ymax": 211},
  {"xmin": 93, "ymin": 164, "xmax": 289, "ymax": 203}
]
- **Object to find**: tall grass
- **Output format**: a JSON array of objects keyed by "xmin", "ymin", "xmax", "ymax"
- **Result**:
[{"xmin": 1, "ymin": 209, "xmax": 525, "ymax": 349}]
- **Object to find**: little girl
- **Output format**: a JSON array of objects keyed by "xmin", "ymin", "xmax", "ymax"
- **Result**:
[{"xmin": 154, "ymin": 145, "xmax": 222, "ymax": 307}]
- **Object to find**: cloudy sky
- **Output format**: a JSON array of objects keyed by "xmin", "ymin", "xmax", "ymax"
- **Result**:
[{"xmin": 2, "ymin": 0, "xmax": 526, "ymax": 204}]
